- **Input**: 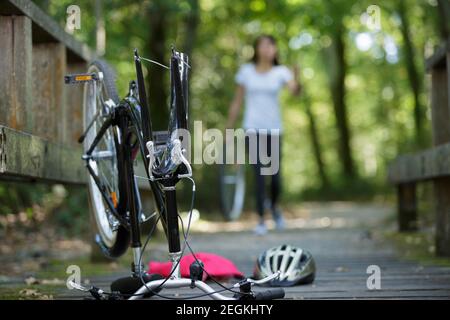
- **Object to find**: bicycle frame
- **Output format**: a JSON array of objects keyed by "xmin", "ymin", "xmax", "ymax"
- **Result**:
[
  {"xmin": 80, "ymin": 49, "xmax": 189, "ymax": 275},
  {"xmin": 82, "ymin": 97, "xmax": 159, "ymax": 271}
]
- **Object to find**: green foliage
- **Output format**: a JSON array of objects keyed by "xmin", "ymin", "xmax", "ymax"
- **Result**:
[
  {"xmin": 0, "ymin": 182, "xmax": 47, "ymax": 214},
  {"xmin": 0, "ymin": 182, "xmax": 89, "ymax": 238},
  {"xmin": 26, "ymin": 0, "xmax": 443, "ymax": 211}
]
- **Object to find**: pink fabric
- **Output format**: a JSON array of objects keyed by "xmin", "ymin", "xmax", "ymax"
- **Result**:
[{"xmin": 148, "ymin": 252, "xmax": 244, "ymax": 281}]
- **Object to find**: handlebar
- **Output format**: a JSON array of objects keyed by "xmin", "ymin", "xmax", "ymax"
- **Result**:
[
  {"xmin": 254, "ymin": 288, "xmax": 285, "ymax": 300},
  {"xmin": 70, "ymin": 273, "xmax": 286, "ymax": 300}
]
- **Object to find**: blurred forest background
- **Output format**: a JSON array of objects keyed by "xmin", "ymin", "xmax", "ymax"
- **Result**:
[{"xmin": 0, "ymin": 0, "xmax": 449, "ymax": 236}]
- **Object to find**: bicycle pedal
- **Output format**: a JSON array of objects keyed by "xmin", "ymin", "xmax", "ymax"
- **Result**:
[{"xmin": 64, "ymin": 73, "xmax": 99, "ymax": 84}]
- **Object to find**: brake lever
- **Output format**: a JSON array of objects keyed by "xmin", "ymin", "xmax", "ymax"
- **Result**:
[
  {"xmin": 67, "ymin": 280, "xmax": 110, "ymax": 300},
  {"xmin": 248, "ymin": 271, "xmax": 281, "ymax": 286},
  {"xmin": 237, "ymin": 271, "xmax": 281, "ymax": 288},
  {"xmin": 67, "ymin": 280, "xmax": 90, "ymax": 292},
  {"xmin": 146, "ymin": 141, "xmax": 156, "ymax": 181},
  {"xmin": 231, "ymin": 272, "xmax": 281, "ymax": 300},
  {"xmin": 171, "ymin": 139, "xmax": 192, "ymax": 179}
]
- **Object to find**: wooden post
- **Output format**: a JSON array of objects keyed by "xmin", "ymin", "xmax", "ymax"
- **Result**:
[
  {"xmin": 64, "ymin": 62, "xmax": 87, "ymax": 146},
  {"xmin": 430, "ymin": 51, "xmax": 450, "ymax": 256},
  {"xmin": 0, "ymin": 15, "xmax": 33, "ymax": 132},
  {"xmin": 32, "ymin": 43, "xmax": 67, "ymax": 143},
  {"xmin": 430, "ymin": 62, "xmax": 450, "ymax": 146},
  {"xmin": 398, "ymin": 183, "xmax": 418, "ymax": 231},
  {"xmin": 434, "ymin": 177, "xmax": 450, "ymax": 256}
]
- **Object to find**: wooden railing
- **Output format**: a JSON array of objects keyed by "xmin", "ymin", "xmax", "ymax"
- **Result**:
[
  {"xmin": 0, "ymin": 0, "xmax": 93, "ymax": 184},
  {"xmin": 388, "ymin": 37, "xmax": 450, "ymax": 257},
  {"xmin": 0, "ymin": 0, "xmax": 151, "ymax": 188}
]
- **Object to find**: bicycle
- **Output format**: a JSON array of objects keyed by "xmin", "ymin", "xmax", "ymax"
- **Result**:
[{"xmin": 64, "ymin": 48, "xmax": 285, "ymax": 300}]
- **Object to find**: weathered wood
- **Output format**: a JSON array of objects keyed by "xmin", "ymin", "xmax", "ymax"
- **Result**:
[
  {"xmin": 388, "ymin": 142, "xmax": 450, "ymax": 183},
  {"xmin": 0, "ymin": 125, "xmax": 85, "ymax": 184},
  {"xmin": 32, "ymin": 43, "xmax": 67, "ymax": 142},
  {"xmin": 434, "ymin": 177, "xmax": 450, "ymax": 256},
  {"xmin": 0, "ymin": 15, "xmax": 33, "ymax": 132},
  {"xmin": 389, "ymin": 47, "xmax": 449, "ymax": 184},
  {"xmin": 389, "ymin": 39, "xmax": 450, "ymax": 257},
  {"xmin": 425, "ymin": 38, "xmax": 449, "ymax": 71},
  {"xmin": 0, "ymin": 125, "xmax": 153, "ymax": 190},
  {"xmin": 0, "ymin": 0, "xmax": 95, "ymax": 63},
  {"xmin": 54, "ymin": 204, "xmax": 450, "ymax": 300},
  {"xmin": 397, "ymin": 183, "xmax": 417, "ymax": 231},
  {"xmin": 0, "ymin": 17, "xmax": 13, "ymax": 128},
  {"xmin": 65, "ymin": 63, "xmax": 87, "ymax": 145},
  {"xmin": 431, "ymin": 49, "xmax": 450, "ymax": 257},
  {"xmin": 0, "ymin": 2, "xmax": 97, "ymax": 183},
  {"xmin": 448, "ymin": 51, "xmax": 450, "ymax": 130},
  {"xmin": 430, "ymin": 60, "xmax": 450, "ymax": 145}
]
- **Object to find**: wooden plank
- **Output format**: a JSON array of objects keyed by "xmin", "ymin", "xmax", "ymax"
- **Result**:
[
  {"xmin": 387, "ymin": 142, "xmax": 450, "ymax": 183},
  {"xmin": 53, "ymin": 43, "xmax": 67, "ymax": 143},
  {"xmin": 431, "ymin": 49, "xmax": 450, "ymax": 257},
  {"xmin": 397, "ymin": 183, "xmax": 417, "ymax": 231},
  {"xmin": 31, "ymin": 43, "xmax": 67, "ymax": 142},
  {"xmin": 0, "ymin": 15, "xmax": 32, "ymax": 132},
  {"xmin": 30, "ymin": 45, "xmax": 48, "ymax": 138},
  {"xmin": 430, "ymin": 63, "xmax": 450, "ymax": 145},
  {"xmin": 434, "ymin": 177, "xmax": 450, "ymax": 256},
  {"xmin": 0, "ymin": 0, "xmax": 95, "ymax": 63},
  {"xmin": 13, "ymin": 15, "xmax": 33, "ymax": 132},
  {"xmin": 64, "ymin": 63, "xmax": 87, "ymax": 145},
  {"xmin": 0, "ymin": 125, "xmax": 85, "ymax": 184},
  {"xmin": 0, "ymin": 16, "xmax": 13, "ymax": 128},
  {"xmin": 52, "ymin": 204, "xmax": 450, "ymax": 300},
  {"xmin": 448, "ymin": 51, "xmax": 450, "ymax": 132},
  {"xmin": 0, "ymin": 125, "xmax": 152, "ymax": 189},
  {"xmin": 425, "ymin": 38, "xmax": 448, "ymax": 71}
]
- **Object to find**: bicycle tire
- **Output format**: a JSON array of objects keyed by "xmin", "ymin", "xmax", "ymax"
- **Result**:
[
  {"xmin": 219, "ymin": 163, "xmax": 246, "ymax": 221},
  {"xmin": 84, "ymin": 60, "xmax": 130, "ymax": 258}
]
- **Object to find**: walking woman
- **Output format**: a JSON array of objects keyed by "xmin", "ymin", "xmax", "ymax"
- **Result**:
[{"xmin": 226, "ymin": 35, "xmax": 301, "ymax": 235}]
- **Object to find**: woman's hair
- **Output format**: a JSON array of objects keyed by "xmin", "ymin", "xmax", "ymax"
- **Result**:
[{"xmin": 251, "ymin": 34, "xmax": 280, "ymax": 66}]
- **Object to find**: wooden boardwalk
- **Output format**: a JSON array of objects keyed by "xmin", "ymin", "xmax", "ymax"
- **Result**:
[{"xmin": 56, "ymin": 203, "xmax": 450, "ymax": 300}]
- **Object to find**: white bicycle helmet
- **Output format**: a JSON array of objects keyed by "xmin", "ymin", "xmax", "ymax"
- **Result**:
[{"xmin": 253, "ymin": 244, "xmax": 316, "ymax": 286}]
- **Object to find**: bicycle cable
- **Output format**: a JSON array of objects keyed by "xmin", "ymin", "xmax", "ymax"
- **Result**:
[
  {"xmin": 83, "ymin": 156, "xmax": 251, "ymax": 299},
  {"xmin": 138, "ymin": 54, "xmax": 192, "ymax": 70},
  {"xmin": 89, "ymin": 56, "xmax": 247, "ymax": 300},
  {"xmin": 88, "ymin": 178, "xmax": 237, "ymax": 300},
  {"xmin": 134, "ymin": 176, "xmax": 248, "ymax": 300},
  {"xmin": 176, "ymin": 178, "xmax": 252, "ymax": 297}
]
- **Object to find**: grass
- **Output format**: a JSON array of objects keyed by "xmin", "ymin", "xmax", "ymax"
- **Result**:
[
  {"xmin": 0, "ymin": 284, "xmax": 59, "ymax": 300},
  {"xmin": 0, "ymin": 256, "xmax": 129, "ymax": 300}
]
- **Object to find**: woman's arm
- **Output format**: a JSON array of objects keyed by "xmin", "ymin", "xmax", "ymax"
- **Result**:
[
  {"xmin": 286, "ymin": 65, "xmax": 302, "ymax": 97},
  {"xmin": 226, "ymin": 85, "xmax": 245, "ymax": 128}
]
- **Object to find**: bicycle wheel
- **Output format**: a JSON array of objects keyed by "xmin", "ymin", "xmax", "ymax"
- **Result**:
[
  {"xmin": 83, "ymin": 60, "xmax": 130, "ymax": 258},
  {"xmin": 219, "ymin": 163, "xmax": 246, "ymax": 221}
]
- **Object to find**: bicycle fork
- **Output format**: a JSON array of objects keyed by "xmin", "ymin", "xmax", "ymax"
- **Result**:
[
  {"xmin": 161, "ymin": 178, "xmax": 182, "ymax": 278},
  {"xmin": 118, "ymin": 112, "xmax": 144, "ymax": 275}
]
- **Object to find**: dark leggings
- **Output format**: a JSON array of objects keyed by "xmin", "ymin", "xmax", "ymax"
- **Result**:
[{"xmin": 247, "ymin": 133, "xmax": 282, "ymax": 218}]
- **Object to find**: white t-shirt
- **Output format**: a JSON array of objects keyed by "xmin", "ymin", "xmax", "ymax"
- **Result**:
[{"xmin": 235, "ymin": 63, "xmax": 293, "ymax": 132}]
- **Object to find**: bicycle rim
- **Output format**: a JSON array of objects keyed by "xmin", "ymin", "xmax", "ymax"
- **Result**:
[
  {"xmin": 83, "ymin": 64, "xmax": 120, "ymax": 248},
  {"xmin": 220, "ymin": 164, "xmax": 245, "ymax": 221}
]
